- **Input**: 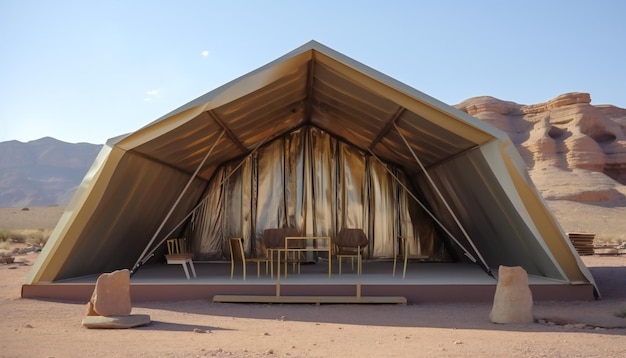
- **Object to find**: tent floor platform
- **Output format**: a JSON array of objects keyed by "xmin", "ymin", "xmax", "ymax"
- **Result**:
[
  {"xmin": 213, "ymin": 294, "xmax": 407, "ymax": 304},
  {"xmin": 22, "ymin": 260, "xmax": 596, "ymax": 303}
]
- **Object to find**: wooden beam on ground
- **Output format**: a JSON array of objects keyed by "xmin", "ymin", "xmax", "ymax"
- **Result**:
[{"xmin": 212, "ymin": 295, "xmax": 407, "ymax": 304}]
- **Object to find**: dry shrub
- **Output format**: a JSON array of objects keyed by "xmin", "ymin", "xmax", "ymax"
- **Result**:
[
  {"xmin": 594, "ymin": 233, "xmax": 626, "ymax": 246},
  {"xmin": 0, "ymin": 229, "xmax": 50, "ymax": 247}
]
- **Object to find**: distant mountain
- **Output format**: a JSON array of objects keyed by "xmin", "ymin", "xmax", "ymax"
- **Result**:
[{"xmin": 0, "ymin": 137, "xmax": 101, "ymax": 208}]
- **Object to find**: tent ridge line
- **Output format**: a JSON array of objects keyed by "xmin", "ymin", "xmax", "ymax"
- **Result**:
[{"xmin": 304, "ymin": 56, "xmax": 316, "ymax": 123}]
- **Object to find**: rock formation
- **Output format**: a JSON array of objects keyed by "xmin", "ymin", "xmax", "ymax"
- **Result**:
[{"xmin": 456, "ymin": 93, "xmax": 626, "ymax": 203}]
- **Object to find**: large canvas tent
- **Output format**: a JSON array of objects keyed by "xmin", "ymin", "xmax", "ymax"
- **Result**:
[{"xmin": 24, "ymin": 41, "xmax": 597, "ymax": 301}]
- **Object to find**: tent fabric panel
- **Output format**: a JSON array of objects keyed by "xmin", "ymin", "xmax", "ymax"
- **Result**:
[
  {"xmin": 131, "ymin": 112, "xmax": 242, "ymax": 181},
  {"xmin": 115, "ymin": 103, "xmax": 207, "ymax": 150},
  {"xmin": 337, "ymin": 140, "xmax": 369, "ymax": 238},
  {"xmin": 187, "ymin": 127, "xmax": 448, "ymax": 262},
  {"xmin": 368, "ymin": 157, "xmax": 397, "ymax": 257},
  {"xmin": 54, "ymin": 152, "xmax": 205, "ymax": 281},
  {"xmin": 419, "ymin": 147, "xmax": 565, "ymax": 280},
  {"xmin": 311, "ymin": 47, "xmax": 500, "ymax": 144},
  {"xmin": 192, "ymin": 168, "xmax": 227, "ymax": 260},
  {"xmin": 311, "ymin": 60, "xmax": 398, "ymax": 121},
  {"xmin": 211, "ymin": 63, "xmax": 308, "ymax": 146},
  {"xmin": 374, "ymin": 111, "xmax": 478, "ymax": 172},
  {"xmin": 26, "ymin": 144, "xmax": 117, "ymax": 284},
  {"xmin": 496, "ymin": 142, "xmax": 594, "ymax": 284},
  {"xmin": 212, "ymin": 61, "xmax": 307, "ymax": 122}
]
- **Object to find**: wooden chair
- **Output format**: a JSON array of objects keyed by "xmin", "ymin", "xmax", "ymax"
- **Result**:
[
  {"xmin": 229, "ymin": 237, "xmax": 269, "ymax": 280},
  {"xmin": 165, "ymin": 238, "xmax": 196, "ymax": 279},
  {"xmin": 262, "ymin": 228, "xmax": 300, "ymax": 277},
  {"xmin": 334, "ymin": 228, "xmax": 368, "ymax": 274},
  {"xmin": 393, "ymin": 236, "xmax": 428, "ymax": 278}
]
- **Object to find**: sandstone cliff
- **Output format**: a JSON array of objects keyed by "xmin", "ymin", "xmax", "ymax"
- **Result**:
[{"xmin": 456, "ymin": 93, "xmax": 626, "ymax": 204}]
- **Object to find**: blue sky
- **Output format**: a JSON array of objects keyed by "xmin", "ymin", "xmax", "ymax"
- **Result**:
[{"xmin": 1, "ymin": 1, "xmax": 625, "ymax": 144}]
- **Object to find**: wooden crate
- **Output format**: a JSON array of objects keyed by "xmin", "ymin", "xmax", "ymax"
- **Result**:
[{"xmin": 567, "ymin": 232, "xmax": 595, "ymax": 256}]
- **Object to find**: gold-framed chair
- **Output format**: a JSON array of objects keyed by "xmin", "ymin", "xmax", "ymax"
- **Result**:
[
  {"xmin": 334, "ymin": 228, "xmax": 368, "ymax": 274},
  {"xmin": 228, "ymin": 237, "xmax": 269, "ymax": 280},
  {"xmin": 165, "ymin": 238, "xmax": 196, "ymax": 279},
  {"xmin": 393, "ymin": 236, "xmax": 428, "ymax": 278},
  {"xmin": 262, "ymin": 228, "xmax": 300, "ymax": 277}
]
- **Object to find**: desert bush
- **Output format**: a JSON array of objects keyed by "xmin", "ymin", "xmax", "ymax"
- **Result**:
[
  {"xmin": 594, "ymin": 233, "xmax": 626, "ymax": 246},
  {"xmin": 0, "ymin": 229, "xmax": 10, "ymax": 242},
  {"xmin": 0, "ymin": 239, "xmax": 10, "ymax": 251},
  {"xmin": 614, "ymin": 306, "xmax": 626, "ymax": 319},
  {"xmin": 19, "ymin": 229, "xmax": 51, "ymax": 247},
  {"xmin": 0, "ymin": 229, "xmax": 50, "ymax": 247}
]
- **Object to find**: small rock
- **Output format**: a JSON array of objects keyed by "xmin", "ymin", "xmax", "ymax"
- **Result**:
[
  {"xmin": 264, "ymin": 349, "xmax": 274, "ymax": 354},
  {"xmin": 24, "ymin": 324, "xmax": 33, "ymax": 328},
  {"xmin": 193, "ymin": 328, "xmax": 205, "ymax": 333},
  {"xmin": 454, "ymin": 340, "xmax": 463, "ymax": 345},
  {"xmin": 0, "ymin": 256, "xmax": 15, "ymax": 264},
  {"xmin": 81, "ymin": 314, "xmax": 151, "ymax": 329}
]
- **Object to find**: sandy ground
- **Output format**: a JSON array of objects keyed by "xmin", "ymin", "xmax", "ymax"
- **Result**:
[
  {"xmin": 1, "ymin": 204, "xmax": 626, "ymax": 357},
  {"xmin": 0, "ymin": 206, "xmax": 66, "ymax": 231},
  {"xmin": 0, "ymin": 247, "xmax": 624, "ymax": 358}
]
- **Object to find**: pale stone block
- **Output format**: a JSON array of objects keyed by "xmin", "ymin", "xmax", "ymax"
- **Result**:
[
  {"xmin": 87, "ymin": 269, "xmax": 132, "ymax": 317},
  {"xmin": 489, "ymin": 265, "xmax": 534, "ymax": 324}
]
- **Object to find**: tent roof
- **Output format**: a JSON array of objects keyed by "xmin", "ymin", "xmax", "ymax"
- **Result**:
[{"xmin": 113, "ymin": 40, "xmax": 502, "ymax": 182}]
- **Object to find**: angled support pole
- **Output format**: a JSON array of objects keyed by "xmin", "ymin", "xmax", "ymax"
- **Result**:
[
  {"xmin": 134, "ymin": 118, "xmax": 285, "ymax": 269},
  {"xmin": 131, "ymin": 130, "xmax": 226, "ymax": 275},
  {"xmin": 392, "ymin": 122, "xmax": 492, "ymax": 277},
  {"xmin": 368, "ymin": 149, "xmax": 477, "ymax": 264}
]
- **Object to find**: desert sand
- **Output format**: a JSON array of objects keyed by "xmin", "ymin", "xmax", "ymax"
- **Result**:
[
  {"xmin": 0, "ymin": 242, "xmax": 624, "ymax": 357},
  {"xmin": 2, "ymin": 166, "xmax": 626, "ymax": 358}
]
